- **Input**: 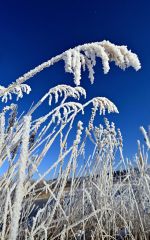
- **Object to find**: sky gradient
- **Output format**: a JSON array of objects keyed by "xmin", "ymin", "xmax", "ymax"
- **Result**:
[{"xmin": 0, "ymin": 0, "xmax": 149, "ymax": 163}]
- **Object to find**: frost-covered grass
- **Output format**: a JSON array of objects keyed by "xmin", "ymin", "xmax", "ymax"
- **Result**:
[{"xmin": 1, "ymin": 40, "xmax": 149, "ymax": 240}]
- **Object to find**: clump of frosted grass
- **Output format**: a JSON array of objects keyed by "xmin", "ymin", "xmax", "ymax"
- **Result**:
[{"xmin": 0, "ymin": 40, "xmax": 148, "ymax": 240}]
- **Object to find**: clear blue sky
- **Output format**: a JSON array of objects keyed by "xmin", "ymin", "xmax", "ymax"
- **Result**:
[{"xmin": 0, "ymin": 0, "xmax": 149, "ymax": 162}]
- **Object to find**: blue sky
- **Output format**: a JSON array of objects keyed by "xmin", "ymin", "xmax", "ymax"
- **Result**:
[{"xmin": 0, "ymin": 0, "xmax": 149, "ymax": 164}]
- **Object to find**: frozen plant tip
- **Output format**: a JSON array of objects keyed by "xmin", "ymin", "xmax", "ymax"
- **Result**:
[
  {"xmin": 47, "ymin": 85, "xmax": 86, "ymax": 105},
  {"xmin": 140, "ymin": 126, "xmax": 150, "ymax": 149},
  {"xmin": 63, "ymin": 41, "xmax": 141, "ymax": 85},
  {"xmin": 0, "ymin": 83, "xmax": 31, "ymax": 102},
  {"xmin": 0, "ymin": 40, "xmax": 141, "ymax": 101}
]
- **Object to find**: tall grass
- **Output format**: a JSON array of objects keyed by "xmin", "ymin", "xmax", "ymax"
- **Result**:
[{"xmin": 0, "ymin": 40, "xmax": 149, "ymax": 240}]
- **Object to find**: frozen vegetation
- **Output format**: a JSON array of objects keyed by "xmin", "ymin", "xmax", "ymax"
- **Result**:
[{"xmin": 0, "ymin": 40, "xmax": 150, "ymax": 239}]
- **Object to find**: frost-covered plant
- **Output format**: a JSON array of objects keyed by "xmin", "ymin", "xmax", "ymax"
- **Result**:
[
  {"xmin": 1, "ymin": 40, "xmax": 149, "ymax": 240},
  {"xmin": 0, "ymin": 40, "xmax": 140, "ymax": 101}
]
